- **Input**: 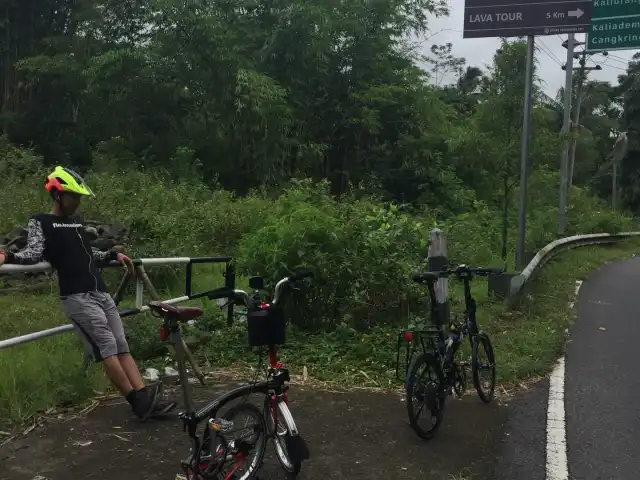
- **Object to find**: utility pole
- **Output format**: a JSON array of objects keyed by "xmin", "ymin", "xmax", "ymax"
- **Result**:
[
  {"xmin": 557, "ymin": 34, "xmax": 576, "ymax": 237},
  {"xmin": 515, "ymin": 35, "xmax": 535, "ymax": 271},
  {"xmin": 611, "ymin": 132, "xmax": 629, "ymax": 210},
  {"xmin": 557, "ymin": 36, "xmax": 603, "ymax": 236},
  {"xmin": 612, "ymin": 156, "xmax": 619, "ymax": 210},
  {"xmin": 567, "ymin": 50, "xmax": 603, "ymax": 190}
]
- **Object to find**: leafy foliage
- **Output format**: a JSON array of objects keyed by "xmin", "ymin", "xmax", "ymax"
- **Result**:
[
  {"xmin": 1, "ymin": 0, "xmax": 638, "ymax": 333},
  {"xmin": 1, "ymin": 0, "xmax": 638, "ymax": 211},
  {"xmin": 237, "ymin": 180, "xmax": 430, "ymax": 331},
  {"xmin": 1, "ymin": 0, "xmax": 640, "ymax": 421}
]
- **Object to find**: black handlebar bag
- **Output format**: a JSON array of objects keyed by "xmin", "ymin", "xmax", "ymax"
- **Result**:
[{"xmin": 247, "ymin": 304, "xmax": 286, "ymax": 347}]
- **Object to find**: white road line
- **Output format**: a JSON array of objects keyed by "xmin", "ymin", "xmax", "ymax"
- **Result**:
[
  {"xmin": 546, "ymin": 280, "xmax": 582, "ymax": 480},
  {"xmin": 546, "ymin": 357, "xmax": 568, "ymax": 480}
]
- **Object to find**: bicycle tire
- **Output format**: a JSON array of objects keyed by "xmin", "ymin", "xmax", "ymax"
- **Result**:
[
  {"xmin": 265, "ymin": 397, "xmax": 307, "ymax": 478},
  {"xmin": 472, "ymin": 332, "xmax": 496, "ymax": 403},
  {"xmin": 203, "ymin": 402, "xmax": 267, "ymax": 480},
  {"xmin": 405, "ymin": 352, "xmax": 445, "ymax": 440}
]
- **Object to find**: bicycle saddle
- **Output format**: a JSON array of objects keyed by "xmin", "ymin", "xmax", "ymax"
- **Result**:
[{"xmin": 149, "ymin": 301, "xmax": 203, "ymax": 322}]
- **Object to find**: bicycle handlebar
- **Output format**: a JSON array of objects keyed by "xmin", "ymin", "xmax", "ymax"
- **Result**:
[
  {"xmin": 207, "ymin": 270, "xmax": 315, "ymax": 308},
  {"xmin": 459, "ymin": 265, "xmax": 505, "ymax": 276},
  {"xmin": 412, "ymin": 264, "xmax": 504, "ymax": 283}
]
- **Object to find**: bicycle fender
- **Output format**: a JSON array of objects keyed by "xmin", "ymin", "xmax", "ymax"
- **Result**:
[{"xmin": 276, "ymin": 398, "xmax": 299, "ymax": 436}]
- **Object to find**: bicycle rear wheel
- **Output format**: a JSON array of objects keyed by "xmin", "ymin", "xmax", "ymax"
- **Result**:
[
  {"xmin": 472, "ymin": 332, "xmax": 496, "ymax": 403},
  {"xmin": 202, "ymin": 402, "xmax": 267, "ymax": 480},
  {"xmin": 405, "ymin": 352, "xmax": 445, "ymax": 440}
]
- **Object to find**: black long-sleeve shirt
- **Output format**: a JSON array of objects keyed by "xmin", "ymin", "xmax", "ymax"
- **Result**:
[{"xmin": 4, "ymin": 213, "xmax": 118, "ymax": 296}]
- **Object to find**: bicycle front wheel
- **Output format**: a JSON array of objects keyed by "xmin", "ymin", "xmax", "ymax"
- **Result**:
[
  {"xmin": 472, "ymin": 332, "xmax": 496, "ymax": 403},
  {"xmin": 405, "ymin": 352, "xmax": 445, "ymax": 440},
  {"xmin": 265, "ymin": 396, "xmax": 308, "ymax": 478}
]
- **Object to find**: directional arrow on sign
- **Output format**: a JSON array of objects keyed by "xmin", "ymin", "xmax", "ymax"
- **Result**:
[{"xmin": 568, "ymin": 8, "xmax": 584, "ymax": 18}]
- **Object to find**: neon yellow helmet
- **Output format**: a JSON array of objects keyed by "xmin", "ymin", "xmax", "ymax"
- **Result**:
[{"xmin": 44, "ymin": 166, "xmax": 94, "ymax": 197}]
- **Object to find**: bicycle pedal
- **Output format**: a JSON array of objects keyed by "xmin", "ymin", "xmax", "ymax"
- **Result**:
[{"xmin": 209, "ymin": 417, "xmax": 234, "ymax": 432}]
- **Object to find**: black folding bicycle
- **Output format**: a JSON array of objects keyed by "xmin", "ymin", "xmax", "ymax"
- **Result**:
[{"xmin": 396, "ymin": 264, "xmax": 502, "ymax": 440}]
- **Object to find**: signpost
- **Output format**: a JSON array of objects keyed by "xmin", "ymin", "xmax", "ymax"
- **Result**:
[
  {"xmin": 463, "ymin": 0, "xmax": 593, "ymax": 38},
  {"xmin": 586, "ymin": 1, "xmax": 640, "ymax": 52},
  {"xmin": 462, "ymin": 0, "xmax": 595, "ymax": 269}
]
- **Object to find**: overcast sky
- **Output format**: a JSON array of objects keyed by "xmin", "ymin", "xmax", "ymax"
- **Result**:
[{"xmin": 419, "ymin": 0, "xmax": 637, "ymax": 98}]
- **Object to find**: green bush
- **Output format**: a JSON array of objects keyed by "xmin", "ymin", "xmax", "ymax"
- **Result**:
[
  {"xmin": 523, "ymin": 168, "xmax": 635, "ymax": 251},
  {"xmin": 237, "ymin": 180, "xmax": 433, "ymax": 331},
  {"xmin": 1, "ymin": 165, "xmax": 632, "ymax": 335},
  {"xmin": 443, "ymin": 201, "xmax": 507, "ymax": 268},
  {"xmin": 0, "ymin": 155, "xmax": 636, "ymax": 421},
  {"xmin": 80, "ymin": 169, "xmax": 271, "ymax": 259},
  {"xmin": 0, "ymin": 136, "xmax": 44, "ymax": 180}
]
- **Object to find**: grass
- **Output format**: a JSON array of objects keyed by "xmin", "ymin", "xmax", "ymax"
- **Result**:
[
  {"xmin": 145, "ymin": 239, "xmax": 640, "ymax": 390},
  {"xmin": 1, "ymin": 240, "xmax": 639, "ymax": 423},
  {"xmin": 488, "ymin": 239, "xmax": 640, "ymax": 383}
]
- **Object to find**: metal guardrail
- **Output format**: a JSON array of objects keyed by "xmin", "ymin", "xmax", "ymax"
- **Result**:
[
  {"xmin": 508, "ymin": 231, "xmax": 640, "ymax": 299},
  {"xmin": 0, "ymin": 256, "xmax": 237, "ymax": 352}
]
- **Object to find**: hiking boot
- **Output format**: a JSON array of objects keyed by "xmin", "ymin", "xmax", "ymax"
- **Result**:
[{"xmin": 130, "ymin": 384, "xmax": 160, "ymax": 422}]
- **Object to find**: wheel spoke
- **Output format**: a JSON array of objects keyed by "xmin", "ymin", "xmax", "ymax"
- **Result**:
[{"xmin": 406, "ymin": 353, "xmax": 445, "ymax": 440}]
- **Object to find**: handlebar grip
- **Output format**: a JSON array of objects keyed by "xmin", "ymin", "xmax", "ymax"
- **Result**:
[
  {"xmin": 288, "ymin": 269, "xmax": 314, "ymax": 282},
  {"xmin": 473, "ymin": 267, "xmax": 505, "ymax": 276}
]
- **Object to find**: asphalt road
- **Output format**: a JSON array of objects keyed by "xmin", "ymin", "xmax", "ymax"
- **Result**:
[
  {"xmin": 1, "ymin": 381, "xmax": 510, "ymax": 480},
  {"xmin": 566, "ymin": 258, "xmax": 640, "ymax": 480}
]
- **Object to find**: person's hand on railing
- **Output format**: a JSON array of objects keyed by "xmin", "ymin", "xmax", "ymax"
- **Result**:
[
  {"xmin": 0, "ymin": 250, "xmax": 6, "ymax": 266},
  {"xmin": 115, "ymin": 252, "xmax": 135, "ymax": 275}
]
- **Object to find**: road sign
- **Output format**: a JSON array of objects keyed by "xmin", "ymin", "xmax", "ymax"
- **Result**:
[
  {"xmin": 463, "ymin": 0, "xmax": 593, "ymax": 38},
  {"xmin": 586, "ymin": 1, "xmax": 640, "ymax": 52}
]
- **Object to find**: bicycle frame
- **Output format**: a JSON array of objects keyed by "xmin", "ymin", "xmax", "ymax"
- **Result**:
[
  {"xmin": 457, "ymin": 270, "xmax": 480, "ymax": 338},
  {"xmin": 182, "ymin": 357, "xmax": 292, "ymax": 472},
  {"xmin": 190, "ymin": 343, "xmax": 296, "ymax": 434}
]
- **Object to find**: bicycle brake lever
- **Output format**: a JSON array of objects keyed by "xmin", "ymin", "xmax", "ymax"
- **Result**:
[{"xmin": 214, "ymin": 299, "xmax": 232, "ymax": 310}]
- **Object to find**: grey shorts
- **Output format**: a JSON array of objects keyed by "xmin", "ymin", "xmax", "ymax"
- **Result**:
[{"xmin": 60, "ymin": 291, "xmax": 130, "ymax": 363}]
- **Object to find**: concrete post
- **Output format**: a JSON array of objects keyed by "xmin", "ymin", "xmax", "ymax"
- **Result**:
[{"xmin": 428, "ymin": 228, "xmax": 450, "ymax": 324}]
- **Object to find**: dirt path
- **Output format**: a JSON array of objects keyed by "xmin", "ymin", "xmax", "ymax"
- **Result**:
[{"xmin": 1, "ymin": 380, "xmax": 510, "ymax": 480}]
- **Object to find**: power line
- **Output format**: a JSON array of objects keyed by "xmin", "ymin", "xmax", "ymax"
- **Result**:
[
  {"xmin": 539, "ymin": 46, "xmax": 562, "ymax": 67},
  {"xmin": 608, "ymin": 53, "xmax": 630, "ymax": 61},
  {"xmin": 606, "ymin": 55, "xmax": 631, "ymax": 67},
  {"xmin": 607, "ymin": 63, "xmax": 628, "ymax": 72},
  {"xmin": 538, "ymin": 38, "xmax": 563, "ymax": 66},
  {"xmin": 587, "ymin": 56, "xmax": 626, "ymax": 72},
  {"xmin": 607, "ymin": 55, "xmax": 629, "ymax": 64}
]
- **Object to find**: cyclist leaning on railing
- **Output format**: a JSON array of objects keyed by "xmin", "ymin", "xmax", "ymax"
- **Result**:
[{"xmin": 0, "ymin": 166, "xmax": 176, "ymax": 422}]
